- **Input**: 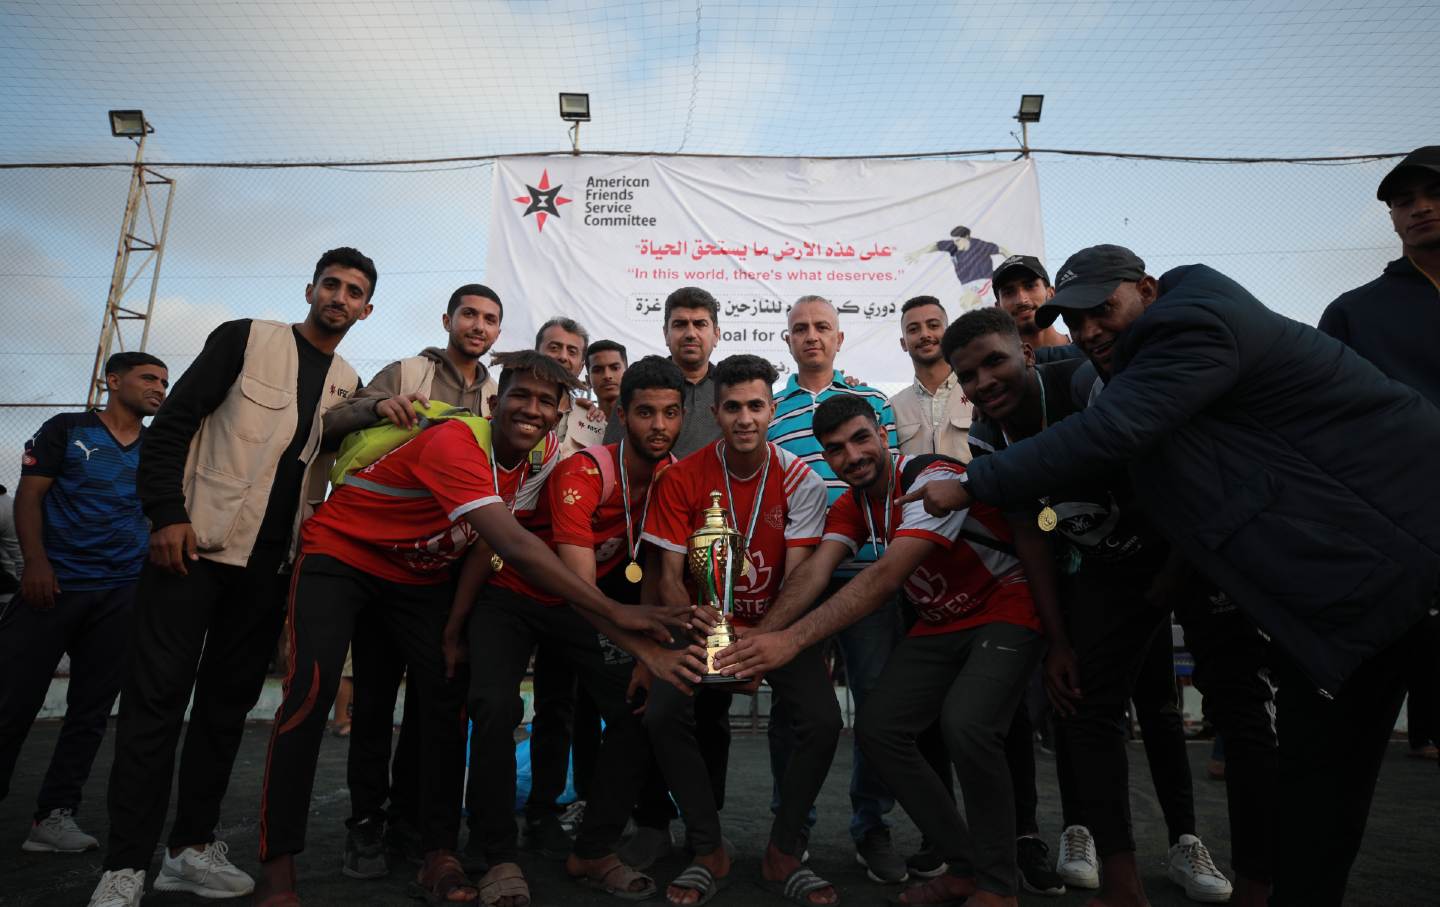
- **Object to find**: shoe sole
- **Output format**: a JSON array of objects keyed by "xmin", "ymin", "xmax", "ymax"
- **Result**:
[
  {"xmin": 153, "ymin": 877, "xmax": 255, "ymax": 899},
  {"xmin": 21, "ymin": 840, "xmax": 97, "ymax": 853},
  {"xmin": 1168, "ymin": 867, "xmax": 1233, "ymax": 903},
  {"xmin": 1056, "ymin": 868, "xmax": 1100, "ymax": 890},
  {"xmin": 907, "ymin": 864, "xmax": 948, "ymax": 879},
  {"xmin": 854, "ymin": 852, "xmax": 909, "ymax": 884},
  {"xmin": 1021, "ymin": 877, "xmax": 1067, "ymax": 896}
]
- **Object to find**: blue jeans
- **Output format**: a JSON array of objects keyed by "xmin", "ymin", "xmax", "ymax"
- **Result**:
[{"xmin": 768, "ymin": 584, "xmax": 902, "ymax": 842}]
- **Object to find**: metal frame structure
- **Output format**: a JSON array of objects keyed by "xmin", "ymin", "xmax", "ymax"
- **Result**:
[{"xmin": 86, "ymin": 120, "xmax": 176, "ymax": 408}]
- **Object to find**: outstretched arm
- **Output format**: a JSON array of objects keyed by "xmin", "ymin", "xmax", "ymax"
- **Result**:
[{"xmin": 753, "ymin": 539, "xmax": 850, "ymax": 632}]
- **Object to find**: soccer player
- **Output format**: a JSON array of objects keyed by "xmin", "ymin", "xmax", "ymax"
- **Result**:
[{"xmin": 640, "ymin": 354, "xmax": 837, "ymax": 907}]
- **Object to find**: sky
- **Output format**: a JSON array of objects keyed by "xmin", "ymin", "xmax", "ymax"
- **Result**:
[{"xmin": 1, "ymin": 0, "xmax": 1436, "ymax": 487}]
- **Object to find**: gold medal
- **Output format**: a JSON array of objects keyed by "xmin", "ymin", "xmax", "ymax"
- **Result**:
[
  {"xmin": 624, "ymin": 561, "xmax": 644, "ymax": 583},
  {"xmin": 490, "ymin": 553, "xmax": 504, "ymax": 572},
  {"xmin": 1037, "ymin": 506, "xmax": 1058, "ymax": 532}
]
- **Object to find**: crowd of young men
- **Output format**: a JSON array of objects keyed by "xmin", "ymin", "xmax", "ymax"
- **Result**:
[{"xmin": 0, "ymin": 147, "xmax": 1436, "ymax": 907}]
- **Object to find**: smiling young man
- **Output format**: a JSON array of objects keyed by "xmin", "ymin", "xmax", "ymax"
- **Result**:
[
  {"xmin": 897, "ymin": 244, "xmax": 1440, "ymax": 907},
  {"xmin": 1, "ymin": 352, "xmax": 167, "ymax": 855},
  {"xmin": 714, "ymin": 393, "xmax": 1072, "ymax": 907},
  {"xmin": 640, "ymin": 354, "xmax": 836, "ymax": 907},
  {"xmin": 88, "ymin": 248, "xmax": 374, "ymax": 907},
  {"xmin": 252, "ymin": 351, "xmax": 692, "ymax": 907},
  {"xmin": 561, "ymin": 339, "xmax": 627, "ymax": 458},
  {"xmin": 953, "ymin": 307, "xmax": 1245, "ymax": 907},
  {"xmin": 318, "ymin": 282, "xmax": 505, "ymax": 877},
  {"xmin": 991, "ymin": 255, "xmax": 1075, "ymax": 360}
]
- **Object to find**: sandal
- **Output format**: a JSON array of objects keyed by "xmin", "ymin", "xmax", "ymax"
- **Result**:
[
  {"xmin": 765, "ymin": 866, "xmax": 838, "ymax": 905},
  {"xmin": 410, "ymin": 851, "xmax": 480, "ymax": 904},
  {"xmin": 570, "ymin": 854, "xmax": 657, "ymax": 901},
  {"xmin": 475, "ymin": 862, "xmax": 530, "ymax": 907},
  {"xmin": 666, "ymin": 863, "xmax": 728, "ymax": 905}
]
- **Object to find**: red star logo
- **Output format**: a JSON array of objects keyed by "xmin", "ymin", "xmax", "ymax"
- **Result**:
[{"xmin": 513, "ymin": 169, "xmax": 572, "ymax": 233}]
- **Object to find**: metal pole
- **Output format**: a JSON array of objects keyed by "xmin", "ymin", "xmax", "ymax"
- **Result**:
[
  {"xmin": 88, "ymin": 132, "xmax": 147, "ymax": 408},
  {"xmin": 1021, "ymin": 121, "xmax": 1030, "ymax": 158},
  {"xmin": 138, "ymin": 174, "xmax": 176, "ymax": 351}
]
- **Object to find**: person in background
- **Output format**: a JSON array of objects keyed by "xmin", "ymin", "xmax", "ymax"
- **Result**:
[{"xmin": 0, "ymin": 353, "xmax": 167, "ymax": 855}]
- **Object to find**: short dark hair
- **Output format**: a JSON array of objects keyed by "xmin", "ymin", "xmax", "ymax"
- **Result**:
[
  {"xmin": 941, "ymin": 307, "xmax": 1021, "ymax": 364},
  {"xmin": 491, "ymin": 349, "xmax": 584, "ymax": 399},
  {"xmin": 447, "ymin": 283, "xmax": 502, "ymax": 319},
  {"xmin": 105, "ymin": 351, "xmax": 167, "ymax": 377},
  {"xmin": 900, "ymin": 295, "xmax": 945, "ymax": 317},
  {"xmin": 713, "ymin": 354, "xmax": 777, "ymax": 395},
  {"xmin": 586, "ymin": 339, "xmax": 628, "ymax": 367},
  {"xmin": 312, "ymin": 247, "xmax": 377, "ymax": 299},
  {"xmin": 813, "ymin": 394, "xmax": 879, "ymax": 441},
  {"xmin": 619, "ymin": 355, "xmax": 684, "ymax": 409},
  {"xmin": 535, "ymin": 316, "xmax": 590, "ymax": 351},
  {"xmin": 949, "ymin": 226, "xmax": 971, "ymax": 239},
  {"xmin": 663, "ymin": 287, "xmax": 720, "ymax": 325}
]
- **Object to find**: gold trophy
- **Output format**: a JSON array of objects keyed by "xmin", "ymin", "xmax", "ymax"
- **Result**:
[{"xmin": 687, "ymin": 491, "xmax": 746, "ymax": 685}]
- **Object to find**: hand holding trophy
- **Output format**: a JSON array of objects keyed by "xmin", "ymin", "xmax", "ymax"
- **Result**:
[{"xmin": 686, "ymin": 491, "xmax": 747, "ymax": 685}]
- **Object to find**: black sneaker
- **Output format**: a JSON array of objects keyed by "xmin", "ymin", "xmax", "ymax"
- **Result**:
[
  {"xmin": 906, "ymin": 840, "xmax": 947, "ymax": 880},
  {"xmin": 1017, "ymin": 835, "xmax": 1066, "ymax": 896},
  {"xmin": 856, "ymin": 827, "xmax": 909, "ymax": 884},
  {"xmin": 522, "ymin": 812, "xmax": 574, "ymax": 859},
  {"xmin": 383, "ymin": 815, "xmax": 424, "ymax": 866},
  {"xmin": 343, "ymin": 817, "xmax": 388, "ymax": 880}
]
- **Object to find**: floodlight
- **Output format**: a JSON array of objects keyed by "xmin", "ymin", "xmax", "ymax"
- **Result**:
[
  {"xmin": 108, "ymin": 109, "xmax": 150, "ymax": 138},
  {"xmin": 1015, "ymin": 95, "xmax": 1044, "ymax": 124},
  {"xmin": 559, "ymin": 93, "xmax": 591, "ymax": 122}
]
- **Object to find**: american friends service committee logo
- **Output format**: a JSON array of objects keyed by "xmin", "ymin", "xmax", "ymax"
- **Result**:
[{"xmin": 512, "ymin": 169, "xmax": 571, "ymax": 233}]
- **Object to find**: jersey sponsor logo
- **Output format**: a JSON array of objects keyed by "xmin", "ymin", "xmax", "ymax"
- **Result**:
[
  {"xmin": 72, "ymin": 439, "xmax": 99, "ymax": 461},
  {"xmin": 765, "ymin": 504, "xmax": 785, "ymax": 530},
  {"xmin": 735, "ymin": 548, "xmax": 772, "ymax": 595}
]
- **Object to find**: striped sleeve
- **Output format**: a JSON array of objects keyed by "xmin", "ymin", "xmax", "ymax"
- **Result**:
[{"xmin": 780, "ymin": 454, "xmax": 828, "ymax": 547}]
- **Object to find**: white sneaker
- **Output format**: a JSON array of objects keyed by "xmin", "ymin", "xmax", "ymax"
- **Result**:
[
  {"xmin": 1168, "ymin": 834, "xmax": 1233, "ymax": 903},
  {"xmin": 153, "ymin": 840, "xmax": 255, "ymax": 898},
  {"xmin": 22, "ymin": 808, "xmax": 100, "ymax": 852},
  {"xmin": 87, "ymin": 869, "xmax": 146, "ymax": 907},
  {"xmin": 1055, "ymin": 824, "xmax": 1100, "ymax": 890}
]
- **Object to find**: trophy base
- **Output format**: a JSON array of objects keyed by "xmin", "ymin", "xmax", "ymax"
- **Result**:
[{"xmin": 698, "ymin": 672, "xmax": 746, "ymax": 686}]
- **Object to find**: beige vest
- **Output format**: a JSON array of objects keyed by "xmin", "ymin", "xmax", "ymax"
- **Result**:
[
  {"xmin": 182, "ymin": 320, "xmax": 359, "ymax": 566},
  {"xmin": 892, "ymin": 378, "xmax": 974, "ymax": 463}
]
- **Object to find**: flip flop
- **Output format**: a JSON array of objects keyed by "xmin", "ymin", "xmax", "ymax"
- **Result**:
[
  {"xmin": 410, "ymin": 852, "xmax": 480, "ymax": 904},
  {"xmin": 475, "ymin": 862, "xmax": 529, "ymax": 907},
  {"xmin": 570, "ymin": 855, "xmax": 657, "ymax": 901},
  {"xmin": 666, "ymin": 863, "xmax": 728, "ymax": 905},
  {"xmin": 764, "ymin": 866, "xmax": 838, "ymax": 905}
]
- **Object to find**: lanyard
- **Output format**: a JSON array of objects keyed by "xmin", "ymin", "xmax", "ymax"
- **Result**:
[
  {"xmin": 718, "ymin": 441, "xmax": 771, "ymax": 556},
  {"xmin": 488, "ymin": 441, "xmax": 531, "ymax": 572},
  {"xmin": 860, "ymin": 454, "xmax": 897, "ymax": 556},
  {"xmin": 617, "ymin": 438, "xmax": 654, "ymax": 566}
]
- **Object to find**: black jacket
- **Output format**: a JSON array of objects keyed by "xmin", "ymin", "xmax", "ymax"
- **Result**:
[
  {"xmin": 965, "ymin": 264, "xmax": 1440, "ymax": 693},
  {"xmin": 1319, "ymin": 256, "xmax": 1440, "ymax": 407}
]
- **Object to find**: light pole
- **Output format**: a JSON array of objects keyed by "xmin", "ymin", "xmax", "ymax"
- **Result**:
[
  {"xmin": 560, "ymin": 92, "xmax": 590, "ymax": 155},
  {"xmin": 1015, "ymin": 94, "xmax": 1044, "ymax": 158},
  {"xmin": 87, "ymin": 110, "xmax": 176, "ymax": 408}
]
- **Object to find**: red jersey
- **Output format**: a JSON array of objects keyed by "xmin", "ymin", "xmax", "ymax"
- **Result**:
[
  {"xmin": 473, "ymin": 433, "xmax": 565, "ymax": 603},
  {"xmin": 549, "ymin": 444, "xmax": 676, "ymax": 581},
  {"xmin": 302, "ymin": 420, "xmax": 558, "ymax": 585},
  {"xmin": 823, "ymin": 455, "xmax": 1039, "ymax": 636},
  {"xmin": 643, "ymin": 441, "xmax": 827, "ymax": 626}
]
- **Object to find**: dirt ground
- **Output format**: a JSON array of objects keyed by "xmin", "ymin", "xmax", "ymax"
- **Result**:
[{"xmin": 2, "ymin": 722, "xmax": 1438, "ymax": 906}]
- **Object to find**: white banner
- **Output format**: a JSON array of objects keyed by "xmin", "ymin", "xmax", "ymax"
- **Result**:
[{"xmin": 485, "ymin": 155, "xmax": 1043, "ymax": 385}]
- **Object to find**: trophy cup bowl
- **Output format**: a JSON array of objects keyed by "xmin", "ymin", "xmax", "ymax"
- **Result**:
[{"xmin": 687, "ymin": 491, "xmax": 747, "ymax": 685}]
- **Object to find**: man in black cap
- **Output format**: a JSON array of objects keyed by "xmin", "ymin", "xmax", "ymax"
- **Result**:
[
  {"xmin": 991, "ymin": 255, "xmax": 1075, "ymax": 361},
  {"xmin": 1320, "ymin": 148, "xmax": 1440, "ymax": 767},
  {"xmin": 897, "ymin": 243, "xmax": 1440, "ymax": 907}
]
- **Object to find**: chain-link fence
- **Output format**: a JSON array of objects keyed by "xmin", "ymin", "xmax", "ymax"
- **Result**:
[{"xmin": 0, "ymin": 154, "xmax": 1400, "ymax": 492}]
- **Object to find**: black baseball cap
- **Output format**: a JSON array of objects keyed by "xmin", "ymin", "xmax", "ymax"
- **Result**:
[
  {"xmin": 1377, "ymin": 146, "xmax": 1440, "ymax": 202},
  {"xmin": 1034, "ymin": 245, "xmax": 1147, "ymax": 329},
  {"xmin": 992, "ymin": 255, "xmax": 1049, "ymax": 294}
]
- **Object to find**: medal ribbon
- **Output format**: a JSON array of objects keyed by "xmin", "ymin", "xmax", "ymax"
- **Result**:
[
  {"xmin": 617, "ymin": 438, "xmax": 654, "ymax": 567},
  {"xmin": 861, "ymin": 454, "xmax": 897, "ymax": 557},
  {"xmin": 718, "ymin": 440, "xmax": 771, "ymax": 564}
]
